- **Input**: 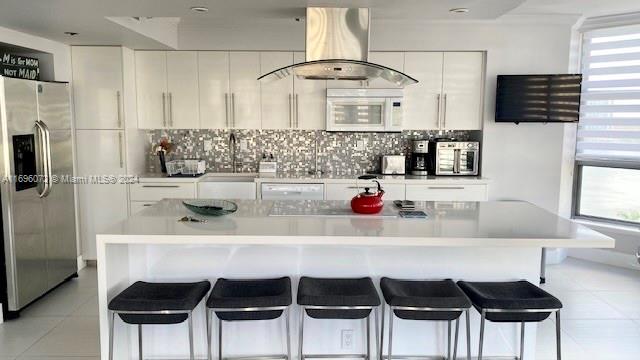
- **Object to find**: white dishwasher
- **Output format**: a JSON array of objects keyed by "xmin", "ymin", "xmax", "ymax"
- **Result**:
[{"xmin": 261, "ymin": 183, "xmax": 324, "ymax": 200}]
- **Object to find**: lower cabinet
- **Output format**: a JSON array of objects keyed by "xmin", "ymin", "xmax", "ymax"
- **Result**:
[
  {"xmin": 130, "ymin": 182, "xmax": 197, "ymax": 201},
  {"xmin": 198, "ymin": 182, "xmax": 257, "ymax": 199},
  {"xmin": 130, "ymin": 201, "xmax": 157, "ymax": 215},
  {"xmin": 325, "ymin": 183, "xmax": 406, "ymax": 201},
  {"xmin": 405, "ymin": 184, "xmax": 488, "ymax": 201}
]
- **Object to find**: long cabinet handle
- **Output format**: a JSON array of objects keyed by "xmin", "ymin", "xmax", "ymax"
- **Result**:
[
  {"xmin": 118, "ymin": 132, "xmax": 124, "ymax": 168},
  {"xmin": 288, "ymin": 94, "xmax": 293, "ymax": 128},
  {"xmin": 295, "ymin": 94, "xmax": 299, "ymax": 128},
  {"xmin": 116, "ymin": 91, "xmax": 122, "ymax": 128},
  {"xmin": 231, "ymin": 93, "xmax": 236, "ymax": 128},
  {"xmin": 141, "ymin": 185, "xmax": 180, "ymax": 188},
  {"xmin": 436, "ymin": 94, "xmax": 441, "ymax": 130},
  {"xmin": 168, "ymin": 92, "xmax": 174, "ymax": 127},
  {"xmin": 224, "ymin": 93, "xmax": 230, "ymax": 128},
  {"xmin": 427, "ymin": 186, "xmax": 465, "ymax": 190},
  {"xmin": 162, "ymin": 92, "xmax": 167, "ymax": 127},
  {"xmin": 442, "ymin": 93, "xmax": 448, "ymax": 129}
]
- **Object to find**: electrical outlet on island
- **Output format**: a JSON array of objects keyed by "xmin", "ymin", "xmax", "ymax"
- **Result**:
[{"xmin": 341, "ymin": 329, "xmax": 354, "ymax": 350}]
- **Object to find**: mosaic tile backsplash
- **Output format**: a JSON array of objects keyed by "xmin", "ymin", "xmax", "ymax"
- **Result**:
[{"xmin": 146, "ymin": 129, "xmax": 480, "ymax": 175}]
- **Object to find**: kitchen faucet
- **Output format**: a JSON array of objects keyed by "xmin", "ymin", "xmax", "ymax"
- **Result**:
[{"xmin": 229, "ymin": 132, "xmax": 237, "ymax": 173}]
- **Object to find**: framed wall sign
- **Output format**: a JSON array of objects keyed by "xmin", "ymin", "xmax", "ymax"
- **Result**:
[{"xmin": 1, "ymin": 52, "xmax": 41, "ymax": 80}]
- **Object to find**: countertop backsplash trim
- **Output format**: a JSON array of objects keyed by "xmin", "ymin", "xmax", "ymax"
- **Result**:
[{"xmin": 146, "ymin": 129, "xmax": 480, "ymax": 175}]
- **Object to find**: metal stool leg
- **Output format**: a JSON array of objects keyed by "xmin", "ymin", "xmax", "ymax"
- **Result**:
[
  {"xmin": 188, "ymin": 312, "xmax": 194, "ymax": 360},
  {"xmin": 374, "ymin": 307, "xmax": 380, "ymax": 360},
  {"xmin": 465, "ymin": 310, "xmax": 471, "ymax": 360},
  {"xmin": 379, "ymin": 304, "xmax": 385, "ymax": 360},
  {"xmin": 299, "ymin": 307, "xmax": 305, "ymax": 360},
  {"xmin": 218, "ymin": 317, "xmax": 223, "ymax": 360},
  {"xmin": 285, "ymin": 307, "xmax": 292, "ymax": 360},
  {"xmin": 478, "ymin": 310, "xmax": 486, "ymax": 360},
  {"xmin": 138, "ymin": 324, "xmax": 143, "ymax": 360},
  {"xmin": 366, "ymin": 314, "xmax": 371, "ymax": 360},
  {"xmin": 108, "ymin": 311, "xmax": 115, "ymax": 360},
  {"xmin": 520, "ymin": 322, "xmax": 525, "ymax": 360},
  {"xmin": 556, "ymin": 311, "xmax": 562, "ymax": 360},
  {"xmin": 207, "ymin": 309, "xmax": 212, "ymax": 360},
  {"xmin": 447, "ymin": 321, "xmax": 452, "ymax": 360},
  {"xmin": 453, "ymin": 317, "xmax": 460, "ymax": 360},
  {"xmin": 387, "ymin": 307, "xmax": 394, "ymax": 360}
]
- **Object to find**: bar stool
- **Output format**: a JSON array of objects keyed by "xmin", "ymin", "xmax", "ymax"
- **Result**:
[
  {"xmin": 206, "ymin": 277, "xmax": 292, "ymax": 360},
  {"xmin": 297, "ymin": 277, "xmax": 381, "ymax": 360},
  {"xmin": 107, "ymin": 280, "xmax": 211, "ymax": 360},
  {"xmin": 380, "ymin": 278, "xmax": 472, "ymax": 360},
  {"xmin": 457, "ymin": 280, "xmax": 563, "ymax": 360}
]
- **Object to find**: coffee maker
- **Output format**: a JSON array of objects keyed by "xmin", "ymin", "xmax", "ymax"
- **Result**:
[{"xmin": 410, "ymin": 140, "xmax": 429, "ymax": 176}]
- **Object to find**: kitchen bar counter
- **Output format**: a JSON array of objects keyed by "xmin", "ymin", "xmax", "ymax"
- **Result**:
[{"xmin": 97, "ymin": 200, "xmax": 613, "ymax": 360}]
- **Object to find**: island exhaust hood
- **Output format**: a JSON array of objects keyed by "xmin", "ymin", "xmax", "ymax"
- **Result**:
[{"xmin": 257, "ymin": 8, "xmax": 418, "ymax": 87}]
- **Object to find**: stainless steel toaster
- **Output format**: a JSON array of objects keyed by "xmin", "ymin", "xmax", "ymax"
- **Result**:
[{"xmin": 380, "ymin": 155, "xmax": 406, "ymax": 175}]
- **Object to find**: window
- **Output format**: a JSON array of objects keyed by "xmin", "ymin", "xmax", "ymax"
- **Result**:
[{"xmin": 574, "ymin": 25, "xmax": 640, "ymax": 226}]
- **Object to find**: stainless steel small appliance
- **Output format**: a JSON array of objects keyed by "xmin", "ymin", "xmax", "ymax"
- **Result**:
[
  {"xmin": 380, "ymin": 155, "xmax": 405, "ymax": 175},
  {"xmin": 429, "ymin": 141, "xmax": 480, "ymax": 176},
  {"xmin": 410, "ymin": 140, "xmax": 429, "ymax": 176}
]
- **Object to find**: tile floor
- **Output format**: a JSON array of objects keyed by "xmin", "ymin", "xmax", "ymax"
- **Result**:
[{"xmin": 0, "ymin": 258, "xmax": 638, "ymax": 360}]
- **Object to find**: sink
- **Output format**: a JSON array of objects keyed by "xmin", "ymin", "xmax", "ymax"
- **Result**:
[{"xmin": 200, "ymin": 173, "xmax": 257, "ymax": 183}]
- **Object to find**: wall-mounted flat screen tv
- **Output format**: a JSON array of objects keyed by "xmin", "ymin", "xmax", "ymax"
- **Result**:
[{"xmin": 495, "ymin": 74, "xmax": 582, "ymax": 123}]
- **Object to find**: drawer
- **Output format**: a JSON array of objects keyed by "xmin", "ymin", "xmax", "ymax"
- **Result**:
[
  {"xmin": 130, "ymin": 201, "xmax": 157, "ymax": 215},
  {"xmin": 405, "ymin": 184, "xmax": 488, "ymax": 201},
  {"xmin": 325, "ymin": 183, "xmax": 405, "ymax": 201},
  {"xmin": 199, "ymin": 182, "xmax": 257, "ymax": 200},
  {"xmin": 130, "ymin": 182, "xmax": 196, "ymax": 201}
]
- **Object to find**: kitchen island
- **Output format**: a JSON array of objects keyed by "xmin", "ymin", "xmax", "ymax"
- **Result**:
[{"xmin": 97, "ymin": 199, "xmax": 613, "ymax": 360}]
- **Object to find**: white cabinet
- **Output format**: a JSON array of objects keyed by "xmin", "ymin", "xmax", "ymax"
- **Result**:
[
  {"xmin": 71, "ymin": 47, "xmax": 124, "ymax": 129},
  {"xmin": 198, "ymin": 182, "xmax": 257, "ymax": 199},
  {"xmin": 166, "ymin": 52, "xmax": 199, "ymax": 128},
  {"xmin": 325, "ymin": 183, "xmax": 406, "ymax": 201},
  {"xmin": 405, "ymin": 184, "xmax": 488, "ymax": 201},
  {"xmin": 260, "ymin": 52, "xmax": 294, "ymax": 129},
  {"xmin": 441, "ymin": 52, "xmax": 484, "ymax": 130},
  {"xmin": 130, "ymin": 182, "xmax": 197, "ymax": 201},
  {"xmin": 293, "ymin": 52, "xmax": 326, "ymax": 130},
  {"xmin": 130, "ymin": 202, "xmax": 157, "ymax": 215},
  {"xmin": 229, "ymin": 52, "xmax": 261, "ymax": 129},
  {"xmin": 135, "ymin": 51, "xmax": 199, "ymax": 129},
  {"xmin": 75, "ymin": 130, "xmax": 128, "ymax": 260},
  {"xmin": 367, "ymin": 52, "xmax": 405, "ymax": 88},
  {"xmin": 404, "ymin": 52, "xmax": 444, "ymax": 130},
  {"xmin": 199, "ymin": 52, "xmax": 230, "ymax": 129}
]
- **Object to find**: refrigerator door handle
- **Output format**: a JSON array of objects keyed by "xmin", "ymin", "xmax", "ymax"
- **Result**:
[
  {"xmin": 40, "ymin": 120, "xmax": 53, "ymax": 197},
  {"xmin": 33, "ymin": 121, "xmax": 50, "ymax": 197}
]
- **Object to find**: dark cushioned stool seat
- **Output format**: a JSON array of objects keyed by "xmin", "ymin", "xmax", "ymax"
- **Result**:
[
  {"xmin": 207, "ymin": 277, "xmax": 292, "ymax": 321},
  {"xmin": 457, "ymin": 280, "xmax": 562, "ymax": 322},
  {"xmin": 109, "ymin": 281, "xmax": 211, "ymax": 324},
  {"xmin": 381, "ymin": 278, "xmax": 471, "ymax": 321},
  {"xmin": 297, "ymin": 277, "xmax": 380, "ymax": 319}
]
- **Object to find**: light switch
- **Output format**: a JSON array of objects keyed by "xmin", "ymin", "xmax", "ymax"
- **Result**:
[
  {"xmin": 203, "ymin": 140, "xmax": 213, "ymax": 152},
  {"xmin": 355, "ymin": 140, "xmax": 367, "ymax": 151},
  {"xmin": 240, "ymin": 139, "xmax": 248, "ymax": 151}
]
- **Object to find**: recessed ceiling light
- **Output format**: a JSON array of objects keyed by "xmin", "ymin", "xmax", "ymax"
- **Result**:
[
  {"xmin": 64, "ymin": 31, "xmax": 78, "ymax": 36},
  {"xmin": 449, "ymin": 8, "xmax": 470, "ymax": 13},
  {"xmin": 190, "ymin": 6, "xmax": 209, "ymax": 13}
]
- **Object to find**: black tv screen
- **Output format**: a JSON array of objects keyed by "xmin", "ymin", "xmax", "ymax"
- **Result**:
[{"xmin": 495, "ymin": 74, "xmax": 582, "ymax": 123}]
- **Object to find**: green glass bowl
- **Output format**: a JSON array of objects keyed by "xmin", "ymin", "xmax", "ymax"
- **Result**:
[{"xmin": 182, "ymin": 199, "xmax": 238, "ymax": 216}]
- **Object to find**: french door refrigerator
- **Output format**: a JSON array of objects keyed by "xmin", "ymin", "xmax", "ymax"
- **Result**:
[{"xmin": 0, "ymin": 76, "xmax": 77, "ymax": 318}]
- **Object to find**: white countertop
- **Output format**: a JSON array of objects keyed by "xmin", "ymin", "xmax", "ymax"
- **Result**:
[{"xmin": 99, "ymin": 199, "xmax": 614, "ymax": 248}]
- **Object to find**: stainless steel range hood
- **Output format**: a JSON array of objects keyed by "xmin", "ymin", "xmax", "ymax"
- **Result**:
[{"xmin": 258, "ymin": 8, "xmax": 418, "ymax": 87}]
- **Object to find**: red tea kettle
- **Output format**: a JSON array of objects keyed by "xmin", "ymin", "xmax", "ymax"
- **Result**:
[{"xmin": 351, "ymin": 175, "xmax": 385, "ymax": 214}]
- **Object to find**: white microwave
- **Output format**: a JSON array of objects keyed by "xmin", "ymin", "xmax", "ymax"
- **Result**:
[{"xmin": 326, "ymin": 88, "xmax": 403, "ymax": 132}]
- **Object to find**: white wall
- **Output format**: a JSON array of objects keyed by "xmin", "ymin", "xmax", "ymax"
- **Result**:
[
  {"xmin": 180, "ymin": 18, "xmax": 575, "ymax": 214},
  {"xmin": 0, "ymin": 25, "xmax": 71, "ymax": 81}
]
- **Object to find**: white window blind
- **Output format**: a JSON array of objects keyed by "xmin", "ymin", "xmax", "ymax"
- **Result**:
[{"xmin": 578, "ymin": 25, "xmax": 640, "ymax": 163}]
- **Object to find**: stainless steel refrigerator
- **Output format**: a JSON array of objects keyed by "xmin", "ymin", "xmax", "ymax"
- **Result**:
[{"xmin": 0, "ymin": 76, "xmax": 77, "ymax": 317}]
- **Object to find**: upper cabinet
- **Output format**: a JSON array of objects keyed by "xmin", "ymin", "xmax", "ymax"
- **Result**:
[
  {"xmin": 260, "ymin": 52, "xmax": 294, "ymax": 129},
  {"xmin": 71, "ymin": 47, "xmax": 124, "ymax": 129},
  {"xmin": 404, "ymin": 52, "xmax": 444, "ymax": 130},
  {"xmin": 199, "ymin": 52, "xmax": 230, "ymax": 129},
  {"xmin": 229, "ymin": 52, "xmax": 261, "ymax": 129},
  {"xmin": 293, "ymin": 52, "xmax": 326, "ymax": 130},
  {"xmin": 136, "ymin": 51, "xmax": 199, "ymax": 129},
  {"xmin": 441, "ymin": 52, "xmax": 484, "ymax": 130},
  {"xmin": 367, "ymin": 52, "xmax": 405, "ymax": 89}
]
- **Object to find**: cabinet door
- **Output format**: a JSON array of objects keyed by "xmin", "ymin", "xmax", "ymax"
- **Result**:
[
  {"xmin": 325, "ymin": 183, "xmax": 405, "ymax": 200},
  {"xmin": 75, "ymin": 130, "xmax": 128, "ymax": 260},
  {"xmin": 71, "ymin": 47, "xmax": 123, "ymax": 129},
  {"xmin": 405, "ymin": 184, "xmax": 488, "ymax": 201},
  {"xmin": 260, "ymin": 52, "xmax": 294, "ymax": 129},
  {"xmin": 198, "ymin": 182, "xmax": 257, "ymax": 199},
  {"xmin": 403, "ymin": 52, "xmax": 444, "ymax": 130},
  {"xmin": 294, "ymin": 52, "xmax": 326, "ymax": 130},
  {"xmin": 442, "ymin": 52, "xmax": 484, "ymax": 130},
  {"xmin": 199, "ymin": 52, "xmax": 230, "ymax": 129},
  {"xmin": 167, "ymin": 51, "xmax": 200, "ymax": 129},
  {"xmin": 136, "ymin": 51, "xmax": 167, "ymax": 129},
  {"xmin": 229, "ymin": 52, "xmax": 261, "ymax": 129},
  {"xmin": 130, "ymin": 201, "xmax": 157, "ymax": 215},
  {"xmin": 367, "ymin": 52, "xmax": 405, "ymax": 88}
]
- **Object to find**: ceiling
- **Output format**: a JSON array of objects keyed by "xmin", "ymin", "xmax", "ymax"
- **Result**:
[{"xmin": 1, "ymin": 0, "xmax": 640, "ymax": 49}]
